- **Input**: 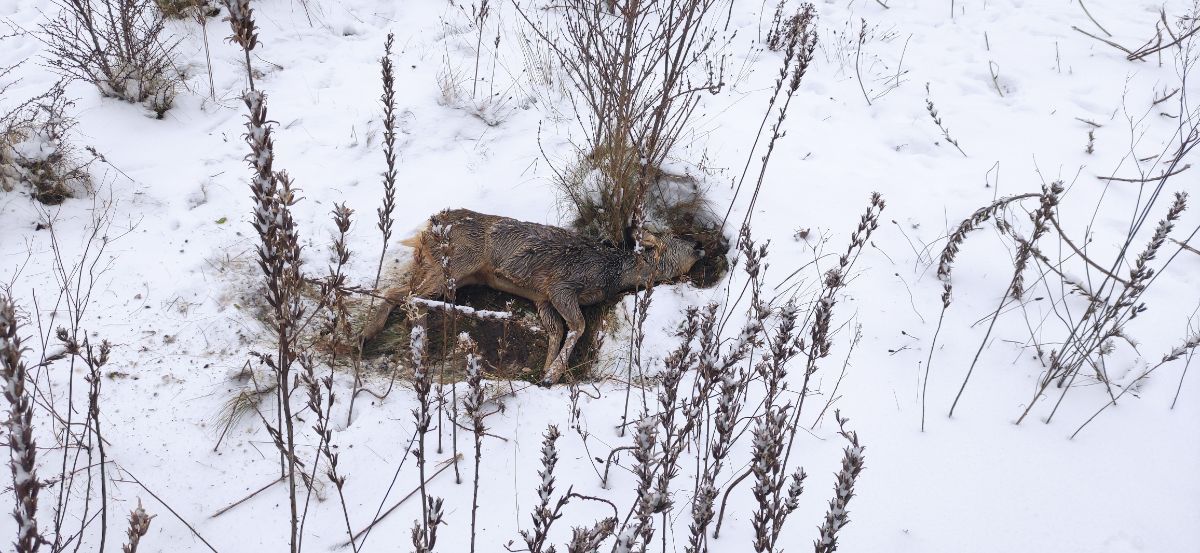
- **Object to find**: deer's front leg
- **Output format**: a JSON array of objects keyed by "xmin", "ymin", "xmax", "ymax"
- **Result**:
[
  {"xmin": 542, "ymin": 290, "xmax": 585, "ymax": 386},
  {"xmin": 535, "ymin": 300, "xmax": 564, "ymax": 373}
]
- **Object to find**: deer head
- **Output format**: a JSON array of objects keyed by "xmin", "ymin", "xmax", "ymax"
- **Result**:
[{"xmin": 636, "ymin": 231, "xmax": 704, "ymax": 284}]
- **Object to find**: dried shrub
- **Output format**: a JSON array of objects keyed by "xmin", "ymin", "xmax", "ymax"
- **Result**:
[
  {"xmin": 154, "ymin": 0, "xmax": 217, "ymax": 19},
  {"xmin": 518, "ymin": 0, "xmax": 730, "ymax": 246},
  {"xmin": 1, "ymin": 86, "xmax": 91, "ymax": 204},
  {"xmin": 558, "ymin": 162, "xmax": 730, "ymax": 286},
  {"xmin": 42, "ymin": 0, "xmax": 181, "ymax": 117}
]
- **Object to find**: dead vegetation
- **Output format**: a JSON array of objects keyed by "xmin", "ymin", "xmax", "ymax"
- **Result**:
[
  {"xmin": 8, "ymin": 2, "xmax": 1198, "ymax": 553},
  {"xmin": 517, "ymin": 0, "xmax": 732, "ymax": 254},
  {"xmin": 40, "ymin": 0, "xmax": 181, "ymax": 117},
  {"xmin": 1, "ymin": 85, "xmax": 92, "ymax": 204},
  {"xmin": 924, "ymin": 14, "xmax": 1200, "ymax": 431}
]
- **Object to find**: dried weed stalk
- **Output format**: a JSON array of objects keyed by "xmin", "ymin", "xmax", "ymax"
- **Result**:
[
  {"xmin": 813, "ymin": 412, "xmax": 865, "ymax": 553},
  {"xmin": 120, "ymin": 500, "xmax": 153, "ymax": 553},
  {"xmin": 1, "ymin": 295, "xmax": 40, "ymax": 553},
  {"xmin": 924, "ymin": 83, "xmax": 967, "ymax": 157},
  {"xmin": 519, "ymin": 425, "xmax": 570, "ymax": 553}
]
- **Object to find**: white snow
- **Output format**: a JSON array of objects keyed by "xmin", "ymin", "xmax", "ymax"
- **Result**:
[{"xmin": 1, "ymin": 0, "xmax": 1199, "ymax": 552}]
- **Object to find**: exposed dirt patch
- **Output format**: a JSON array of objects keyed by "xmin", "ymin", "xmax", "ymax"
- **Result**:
[{"xmin": 361, "ymin": 285, "xmax": 617, "ymax": 383}]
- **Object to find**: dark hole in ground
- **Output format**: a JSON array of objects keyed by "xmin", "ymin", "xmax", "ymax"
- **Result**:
[{"xmin": 362, "ymin": 286, "xmax": 617, "ymax": 383}]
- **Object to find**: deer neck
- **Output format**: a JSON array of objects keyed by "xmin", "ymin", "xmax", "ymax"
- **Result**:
[{"xmin": 616, "ymin": 252, "xmax": 662, "ymax": 292}]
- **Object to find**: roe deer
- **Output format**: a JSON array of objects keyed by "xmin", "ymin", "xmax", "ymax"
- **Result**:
[{"xmin": 362, "ymin": 208, "xmax": 703, "ymax": 384}]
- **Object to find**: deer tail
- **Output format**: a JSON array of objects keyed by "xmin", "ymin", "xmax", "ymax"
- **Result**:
[{"xmin": 399, "ymin": 220, "xmax": 432, "ymax": 264}]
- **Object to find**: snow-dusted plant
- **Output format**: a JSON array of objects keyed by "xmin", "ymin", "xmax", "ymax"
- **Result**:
[
  {"xmin": 222, "ymin": 0, "xmax": 259, "ymax": 90},
  {"xmin": 303, "ymin": 203, "xmax": 358, "ymax": 550},
  {"xmin": 627, "ymin": 415, "xmax": 662, "ymax": 550},
  {"xmin": 565, "ymin": 517, "xmax": 616, "ymax": 553},
  {"xmin": 410, "ymin": 324, "xmax": 441, "ymax": 552},
  {"xmin": 238, "ymin": 84, "xmax": 309, "ymax": 552},
  {"xmin": 121, "ymin": 500, "xmax": 154, "ymax": 553},
  {"xmin": 750, "ymin": 405, "xmax": 805, "ymax": 553},
  {"xmin": 375, "ymin": 33, "xmax": 399, "ymax": 291},
  {"xmin": 1, "ymin": 87, "xmax": 90, "ymax": 204},
  {"xmin": 814, "ymin": 411, "xmax": 865, "ymax": 553},
  {"xmin": 461, "ymin": 333, "xmax": 487, "ymax": 553},
  {"xmin": 518, "ymin": 0, "xmax": 731, "ymax": 244},
  {"xmin": 411, "ymin": 496, "xmax": 445, "ymax": 553},
  {"xmin": 1, "ymin": 294, "xmax": 40, "ymax": 553},
  {"xmin": 41, "ymin": 0, "xmax": 180, "ymax": 117},
  {"xmin": 519, "ymin": 424, "xmax": 570, "ymax": 553}
]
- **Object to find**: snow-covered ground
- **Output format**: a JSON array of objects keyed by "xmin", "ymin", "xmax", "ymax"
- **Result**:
[{"xmin": 2, "ymin": 0, "xmax": 1199, "ymax": 551}]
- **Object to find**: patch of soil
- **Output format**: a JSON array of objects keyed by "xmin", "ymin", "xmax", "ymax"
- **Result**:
[{"xmin": 362, "ymin": 286, "xmax": 616, "ymax": 383}]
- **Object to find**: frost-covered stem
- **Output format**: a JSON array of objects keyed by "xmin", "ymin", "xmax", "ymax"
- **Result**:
[
  {"xmin": 853, "ymin": 18, "xmax": 871, "ymax": 106},
  {"xmin": 951, "ymin": 181, "xmax": 1062, "ymax": 418},
  {"xmin": 921, "ymin": 286, "xmax": 950, "ymax": 432},
  {"xmin": 567, "ymin": 517, "xmax": 617, "ymax": 553},
  {"xmin": 783, "ymin": 193, "xmax": 883, "ymax": 466},
  {"xmin": 1, "ymin": 295, "xmax": 40, "ymax": 553},
  {"xmin": 619, "ymin": 213, "xmax": 654, "ymax": 438},
  {"xmin": 411, "ymin": 325, "xmax": 433, "ymax": 536},
  {"xmin": 429, "ymin": 214, "xmax": 459, "ymax": 480},
  {"xmin": 120, "ymin": 500, "xmax": 153, "ymax": 553},
  {"xmin": 761, "ymin": 300, "xmax": 801, "ymax": 409},
  {"xmin": 709, "ymin": 233, "xmax": 777, "ymax": 539},
  {"xmin": 925, "ymin": 83, "xmax": 967, "ymax": 157},
  {"xmin": 355, "ymin": 31, "xmax": 399, "ymax": 428},
  {"xmin": 734, "ymin": 5, "xmax": 817, "ymax": 235},
  {"xmin": 471, "ymin": 0, "xmax": 490, "ymax": 99},
  {"xmin": 750, "ymin": 405, "xmax": 803, "ymax": 553},
  {"xmin": 299, "ymin": 203, "xmax": 356, "ymax": 551},
  {"xmin": 411, "ymin": 497, "xmax": 445, "ymax": 553},
  {"xmin": 724, "ymin": 3, "xmax": 812, "ymax": 230},
  {"xmin": 813, "ymin": 412, "xmax": 865, "ymax": 553},
  {"xmin": 615, "ymin": 416, "xmax": 660, "ymax": 553},
  {"xmin": 1071, "ymin": 331, "xmax": 1200, "ymax": 439},
  {"xmin": 242, "ymin": 88, "xmax": 304, "ymax": 553},
  {"xmin": 521, "ymin": 425, "xmax": 570, "ymax": 553},
  {"xmin": 686, "ymin": 365, "xmax": 749, "ymax": 553},
  {"xmin": 60, "ymin": 331, "xmax": 115, "ymax": 553},
  {"xmin": 80, "ymin": 338, "xmax": 111, "ymax": 553},
  {"xmin": 649, "ymin": 309, "xmax": 698, "ymax": 528},
  {"xmin": 220, "ymin": 0, "xmax": 259, "ymax": 91},
  {"xmin": 375, "ymin": 32, "xmax": 397, "ymax": 290},
  {"xmin": 1039, "ymin": 191, "xmax": 1190, "ymax": 423},
  {"xmin": 462, "ymin": 336, "xmax": 486, "ymax": 553}
]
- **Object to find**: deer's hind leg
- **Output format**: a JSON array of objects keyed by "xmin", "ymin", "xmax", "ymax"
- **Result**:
[
  {"xmin": 361, "ymin": 261, "xmax": 444, "ymax": 344},
  {"xmin": 535, "ymin": 300, "xmax": 564, "ymax": 374},
  {"xmin": 542, "ymin": 290, "xmax": 585, "ymax": 386}
]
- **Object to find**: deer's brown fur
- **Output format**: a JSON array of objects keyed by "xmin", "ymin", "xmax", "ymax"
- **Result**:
[{"xmin": 362, "ymin": 208, "xmax": 703, "ymax": 384}]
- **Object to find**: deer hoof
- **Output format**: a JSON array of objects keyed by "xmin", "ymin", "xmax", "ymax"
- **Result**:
[{"xmin": 541, "ymin": 363, "xmax": 565, "ymax": 386}]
